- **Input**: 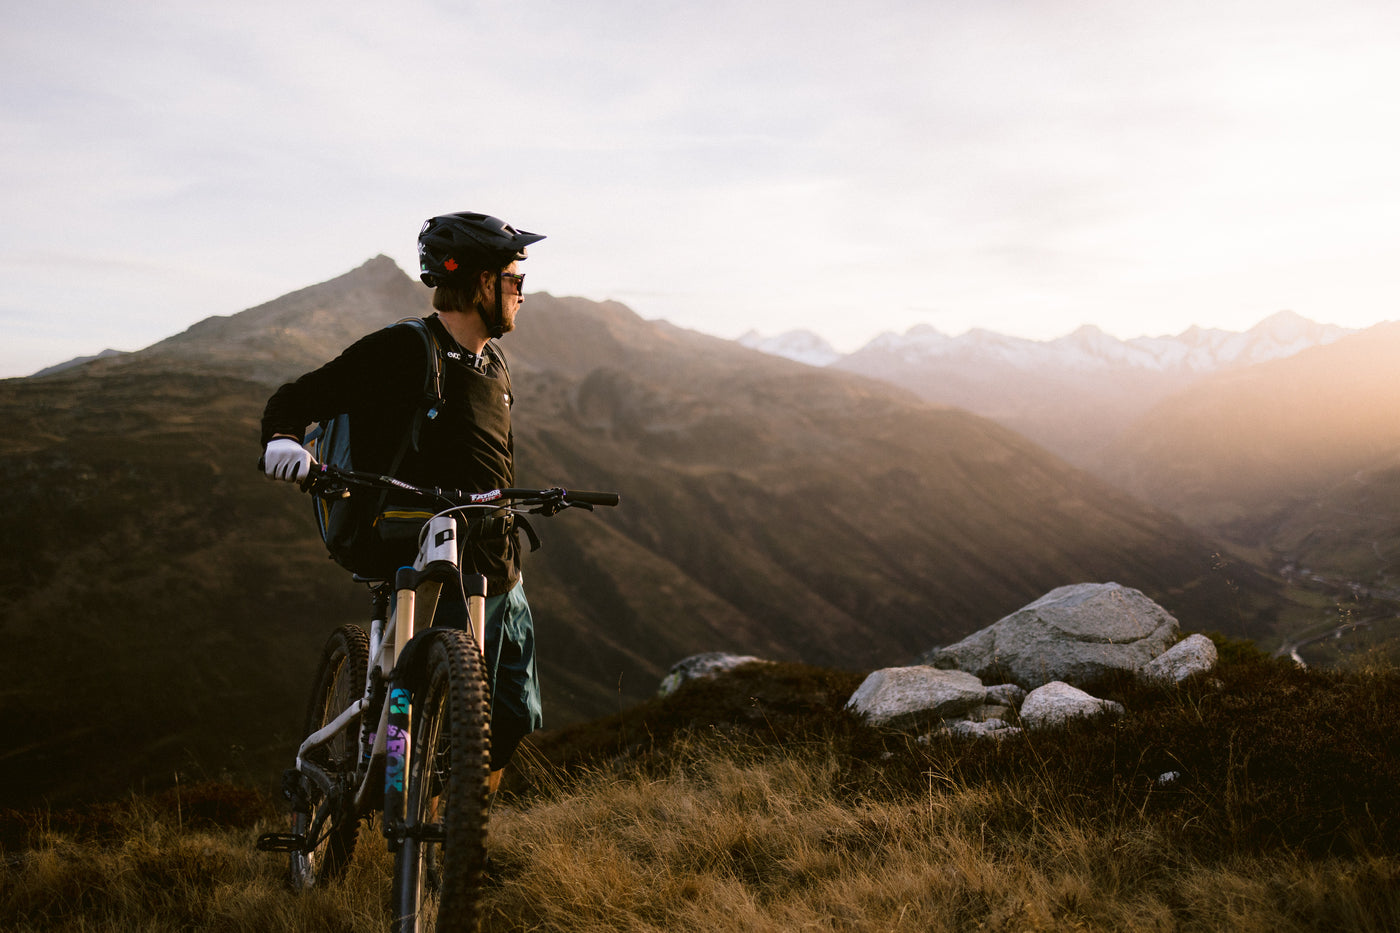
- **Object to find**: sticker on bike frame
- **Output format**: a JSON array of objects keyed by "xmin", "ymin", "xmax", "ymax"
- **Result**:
[
  {"xmin": 385, "ymin": 725, "xmax": 408, "ymax": 793},
  {"xmin": 469, "ymin": 489, "xmax": 503, "ymax": 503},
  {"xmin": 386, "ymin": 687, "xmax": 412, "ymax": 792}
]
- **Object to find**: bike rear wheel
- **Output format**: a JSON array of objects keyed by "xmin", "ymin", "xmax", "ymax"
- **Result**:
[
  {"xmin": 290, "ymin": 623, "xmax": 369, "ymax": 889},
  {"xmin": 391, "ymin": 628, "xmax": 491, "ymax": 932}
]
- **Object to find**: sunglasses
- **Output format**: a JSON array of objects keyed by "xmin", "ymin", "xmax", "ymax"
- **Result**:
[{"xmin": 499, "ymin": 272, "xmax": 525, "ymax": 294}]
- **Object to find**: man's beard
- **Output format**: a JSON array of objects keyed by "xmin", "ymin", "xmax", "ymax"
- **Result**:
[{"xmin": 479, "ymin": 299, "xmax": 515, "ymax": 339}]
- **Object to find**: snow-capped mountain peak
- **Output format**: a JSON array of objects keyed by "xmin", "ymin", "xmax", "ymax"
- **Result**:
[
  {"xmin": 741, "ymin": 313, "xmax": 1356, "ymax": 375},
  {"xmin": 737, "ymin": 329, "xmax": 842, "ymax": 367}
]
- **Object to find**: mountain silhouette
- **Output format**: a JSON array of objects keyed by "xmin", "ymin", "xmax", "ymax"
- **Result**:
[{"xmin": 0, "ymin": 257, "xmax": 1279, "ymax": 807}]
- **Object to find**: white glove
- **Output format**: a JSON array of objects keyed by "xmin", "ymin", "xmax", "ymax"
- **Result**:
[{"xmin": 264, "ymin": 438, "xmax": 313, "ymax": 484}]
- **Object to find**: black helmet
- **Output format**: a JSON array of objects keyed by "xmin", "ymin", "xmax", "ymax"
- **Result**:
[{"xmin": 417, "ymin": 212, "xmax": 545, "ymax": 286}]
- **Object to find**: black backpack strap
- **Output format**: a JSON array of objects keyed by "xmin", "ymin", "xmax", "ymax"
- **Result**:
[
  {"xmin": 394, "ymin": 317, "xmax": 446, "ymax": 452},
  {"xmin": 372, "ymin": 318, "xmax": 446, "ymax": 519},
  {"xmin": 482, "ymin": 340, "xmax": 511, "ymax": 403},
  {"xmin": 397, "ymin": 317, "xmax": 445, "ymax": 415}
]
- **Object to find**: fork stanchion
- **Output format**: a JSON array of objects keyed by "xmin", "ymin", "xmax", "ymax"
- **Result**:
[{"xmin": 465, "ymin": 573, "xmax": 488, "ymax": 659}]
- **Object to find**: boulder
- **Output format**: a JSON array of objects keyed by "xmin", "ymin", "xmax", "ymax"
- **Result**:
[
  {"xmin": 1141, "ymin": 633, "xmax": 1218, "ymax": 685},
  {"xmin": 1020, "ymin": 681, "xmax": 1125, "ymax": 730},
  {"xmin": 846, "ymin": 666, "xmax": 987, "ymax": 731},
  {"xmin": 926, "ymin": 583, "xmax": 1180, "ymax": 688},
  {"xmin": 657, "ymin": 652, "xmax": 769, "ymax": 697}
]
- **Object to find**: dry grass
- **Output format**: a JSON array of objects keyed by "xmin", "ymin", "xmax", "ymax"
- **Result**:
[
  {"xmin": 481, "ymin": 733, "xmax": 1397, "ymax": 933},
  {"xmin": 4, "ymin": 646, "xmax": 1398, "ymax": 932}
]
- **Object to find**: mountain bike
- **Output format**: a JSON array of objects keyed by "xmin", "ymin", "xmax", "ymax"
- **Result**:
[{"xmin": 256, "ymin": 460, "xmax": 619, "ymax": 931}]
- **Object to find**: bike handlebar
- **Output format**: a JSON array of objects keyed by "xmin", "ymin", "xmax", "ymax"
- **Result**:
[
  {"xmin": 281, "ymin": 458, "xmax": 620, "ymax": 511},
  {"xmin": 454, "ymin": 484, "xmax": 621, "ymax": 509}
]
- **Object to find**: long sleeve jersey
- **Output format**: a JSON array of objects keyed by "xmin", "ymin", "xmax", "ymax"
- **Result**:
[{"xmin": 261, "ymin": 314, "xmax": 520, "ymax": 593}]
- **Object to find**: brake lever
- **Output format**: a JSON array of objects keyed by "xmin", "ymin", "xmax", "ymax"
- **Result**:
[
  {"xmin": 530, "ymin": 488, "xmax": 569, "ymax": 517},
  {"xmin": 302, "ymin": 467, "xmax": 349, "ymax": 498}
]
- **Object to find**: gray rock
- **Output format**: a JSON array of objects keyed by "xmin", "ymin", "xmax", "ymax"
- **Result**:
[
  {"xmin": 1141, "ymin": 633, "xmax": 1218, "ymax": 685},
  {"xmin": 938, "ymin": 719, "xmax": 1022, "ymax": 740},
  {"xmin": 985, "ymin": 683, "xmax": 1027, "ymax": 708},
  {"xmin": 1020, "ymin": 681, "xmax": 1125, "ymax": 729},
  {"xmin": 966, "ymin": 704, "xmax": 1014, "ymax": 723},
  {"xmin": 846, "ymin": 666, "xmax": 987, "ymax": 731},
  {"xmin": 658, "ymin": 652, "xmax": 769, "ymax": 697},
  {"xmin": 927, "ymin": 583, "xmax": 1181, "ymax": 688}
]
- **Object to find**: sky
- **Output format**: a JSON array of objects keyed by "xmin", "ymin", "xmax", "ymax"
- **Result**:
[{"xmin": 3, "ymin": 0, "xmax": 1398, "ymax": 378}]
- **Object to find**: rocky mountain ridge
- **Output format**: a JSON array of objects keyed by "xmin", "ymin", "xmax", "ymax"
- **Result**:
[{"xmin": 740, "ymin": 309, "xmax": 1354, "ymax": 376}]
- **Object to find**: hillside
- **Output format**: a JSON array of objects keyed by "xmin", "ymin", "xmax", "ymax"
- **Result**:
[
  {"xmin": 1269, "ymin": 454, "xmax": 1400, "ymax": 592},
  {"xmin": 1094, "ymin": 321, "xmax": 1400, "ymax": 537},
  {"xmin": 0, "ymin": 257, "xmax": 1288, "ymax": 808}
]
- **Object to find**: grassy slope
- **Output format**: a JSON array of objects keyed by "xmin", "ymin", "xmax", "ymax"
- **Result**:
[{"xmin": 3, "ymin": 643, "xmax": 1397, "ymax": 932}]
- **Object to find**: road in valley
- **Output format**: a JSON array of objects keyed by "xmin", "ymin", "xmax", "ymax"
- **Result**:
[{"xmin": 1273, "ymin": 566, "xmax": 1400, "ymax": 667}]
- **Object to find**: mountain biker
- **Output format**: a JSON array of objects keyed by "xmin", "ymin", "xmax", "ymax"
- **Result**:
[{"xmin": 260, "ymin": 211, "xmax": 545, "ymax": 794}]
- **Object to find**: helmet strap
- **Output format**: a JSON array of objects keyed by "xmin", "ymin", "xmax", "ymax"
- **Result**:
[
  {"xmin": 475, "ymin": 275, "xmax": 507, "ymax": 339},
  {"xmin": 464, "ymin": 269, "xmax": 500, "ymax": 340},
  {"xmin": 491, "ymin": 281, "xmax": 506, "ymax": 338}
]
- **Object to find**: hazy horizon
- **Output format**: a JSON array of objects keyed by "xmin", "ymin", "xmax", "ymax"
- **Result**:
[{"xmin": 14, "ymin": 253, "xmax": 1382, "ymax": 379}]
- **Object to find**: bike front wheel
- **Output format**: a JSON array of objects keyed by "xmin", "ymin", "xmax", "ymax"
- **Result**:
[
  {"xmin": 290, "ymin": 623, "xmax": 369, "ymax": 890},
  {"xmin": 391, "ymin": 627, "xmax": 491, "ymax": 932}
]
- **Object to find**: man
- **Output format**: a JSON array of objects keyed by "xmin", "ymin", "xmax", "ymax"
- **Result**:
[{"xmin": 261, "ymin": 211, "xmax": 544, "ymax": 791}]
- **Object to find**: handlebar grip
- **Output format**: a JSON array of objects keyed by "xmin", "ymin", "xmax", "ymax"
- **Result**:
[{"xmin": 565, "ymin": 490, "xmax": 621, "ymax": 507}]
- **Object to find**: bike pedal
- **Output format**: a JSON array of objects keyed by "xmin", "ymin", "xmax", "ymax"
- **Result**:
[{"xmin": 255, "ymin": 832, "xmax": 306, "ymax": 853}]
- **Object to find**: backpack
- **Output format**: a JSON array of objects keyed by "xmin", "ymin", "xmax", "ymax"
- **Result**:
[{"xmin": 305, "ymin": 317, "xmax": 446, "ymax": 578}]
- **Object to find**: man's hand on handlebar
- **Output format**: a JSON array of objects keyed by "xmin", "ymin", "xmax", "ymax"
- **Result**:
[{"xmin": 263, "ymin": 438, "xmax": 313, "ymax": 485}]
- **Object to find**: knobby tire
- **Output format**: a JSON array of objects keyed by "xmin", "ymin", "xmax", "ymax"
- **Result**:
[
  {"xmin": 391, "ymin": 628, "xmax": 491, "ymax": 933},
  {"xmin": 290, "ymin": 623, "xmax": 369, "ymax": 889}
]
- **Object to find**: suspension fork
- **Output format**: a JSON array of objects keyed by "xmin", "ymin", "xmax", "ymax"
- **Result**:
[
  {"xmin": 380, "ymin": 572, "xmax": 487, "ymax": 845},
  {"xmin": 383, "ymin": 566, "xmax": 422, "ymax": 844},
  {"xmin": 465, "ymin": 572, "xmax": 488, "ymax": 659}
]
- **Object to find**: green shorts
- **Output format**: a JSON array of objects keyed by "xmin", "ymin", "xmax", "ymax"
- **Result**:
[{"xmin": 436, "ymin": 579, "xmax": 542, "ymax": 770}]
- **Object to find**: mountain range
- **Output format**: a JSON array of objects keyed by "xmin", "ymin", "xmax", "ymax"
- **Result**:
[
  {"xmin": 742, "ymin": 311, "xmax": 1352, "ymax": 376},
  {"xmin": 741, "ymin": 312, "xmax": 1356, "ymax": 463},
  {"xmin": 748, "ymin": 311, "xmax": 1400, "ymax": 625},
  {"xmin": 0, "ymin": 256, "xmax": 1295, "ymax": 808}
]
